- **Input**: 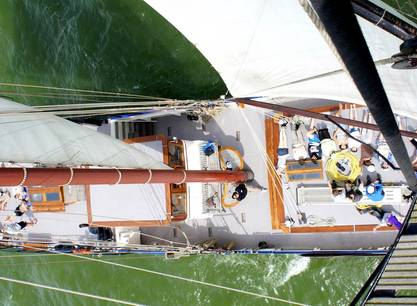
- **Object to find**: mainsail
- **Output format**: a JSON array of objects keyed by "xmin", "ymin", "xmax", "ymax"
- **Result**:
[
  {"xmin": 0, "ymin": 98, "xmax": 168, "ymax": 169},
  {"xmin": 144, "ymin": 0, "xmax": 417, "ymax": 118}
]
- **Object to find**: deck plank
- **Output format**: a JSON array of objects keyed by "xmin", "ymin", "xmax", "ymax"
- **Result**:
[{"xmin": 264, "ymin": 118, "xmax": 285, "ymax": 230}]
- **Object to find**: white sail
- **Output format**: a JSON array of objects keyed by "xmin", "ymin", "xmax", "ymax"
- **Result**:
[
  {"xmin": 145, "ymin": 0, "xmax": 417, "ymax": 118},
  {"xmin": 0, "ymin": 98, "xmax": 169, "ymax": 169}
]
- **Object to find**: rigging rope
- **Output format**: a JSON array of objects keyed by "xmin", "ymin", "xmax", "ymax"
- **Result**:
[
  {"xmin": 238, "ymin": 108, "xmax": 301, "ymax": 216},
  {"xmin": 14, "ymin": 244, "xmax": 306, "ymax": 306},
  {"xmin": 0, "ymin": 81, "xmax": 169, "ymax": 100},
  {"xmin": 0, "ymin": 275, "xmax": 140, "ymax": 305}
]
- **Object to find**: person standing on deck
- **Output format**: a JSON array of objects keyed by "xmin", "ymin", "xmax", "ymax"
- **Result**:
[{"xmin": 290, "ymin": 117, "xmax": 308, "ymax": 164}]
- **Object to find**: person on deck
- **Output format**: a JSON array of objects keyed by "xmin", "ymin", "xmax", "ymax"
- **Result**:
[
  {"xmin": 290, "ymin": 118, "xmax": 308, "ymax": 164},
  {"xmin": 366, "ymin": 183, "xmax": 385, "ymax": 202},
  {"xmin": 306, "ymin": 127, "xmax": 322, "ymax": 163},
  {"xmin": 0, "ymin": 189, "xmax": 10, "ymax": 211},
  {"xmin": 347, "ymin": 105, "xmax": 362, "ymax": 152},
  {"xmin": 231, "ymin": 182, "xmax": 267, "ymax": 201},
  {"xmin": 277, "ymin": 120, "xmax": 290, "ymax": 173},
  {"xmin": 328, "ymin": 180, "xmax": 343, "ymax": 197},
  {"xmin": 362, "ymin": 163, "xmax": 382, "ymax": 187},
  {"xmin": 345, "ymin": 179, "xmax": 363, "ymax": 202},
  {"xmin": 360, "ymin": 112, "xmax": 375, "ymax": 165},
  {"xmin": 14, "ymin": 199, "xmax": 36, "ymax": 222},
  {"xmin": 332, "ymin": 105, "xmax": 349, "ymax": 151},
  {"xmin": 317, "ymin": 122, "xmax": 337, "ymax": 159},
  {"xmin": 376, "ymin": 134, "xmax": 396, "ymax": 170},
  {"xmin": 375, "ymin": 116, "xmax": 402, "ymax": 170},
  {"xmin": 1, "ymin": 219, "xmax": 37, "ymax": 235}
]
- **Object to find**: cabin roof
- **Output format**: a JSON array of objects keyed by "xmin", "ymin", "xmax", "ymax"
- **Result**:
[{"xmin": 87, "ymin": 139, "xmax": 170, "ymax": 227}]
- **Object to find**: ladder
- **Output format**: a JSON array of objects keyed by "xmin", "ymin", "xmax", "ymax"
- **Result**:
[{"xmin": 362, "ymin": 199, "xmax": 417, "ymax": 305}]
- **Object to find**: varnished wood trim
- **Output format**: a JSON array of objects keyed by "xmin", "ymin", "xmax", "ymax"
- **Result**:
[
  {"xmin": 90, "ymin": 220, "xmax": 169, "ymax": 227},
  {"xmin": 124, "ymin": 135, "xmax": 169, "ymax": 165},
  {"xmin": 85, "ymin": 185, "xmax": 92, "ymax": 225},
  {"xmin": 265, "ymin": 118, "xmax": 285, "ymax": 229},
  {"xmin": 307, "ymin": 102, "xmax": 356, "ymax": 113},
  {"xmin": 281, "ymin": 224, "xmax": 396, "ymax": 233}
]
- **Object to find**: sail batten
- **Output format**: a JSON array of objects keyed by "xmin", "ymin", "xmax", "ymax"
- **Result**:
[{"xmin": 0, "ymin": 98, "xmax": 169, "ymax": 169}]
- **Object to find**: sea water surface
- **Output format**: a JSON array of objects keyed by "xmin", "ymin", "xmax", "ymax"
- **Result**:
[{"xmin": 0, "ymin": 0, "xmax": 415, "ymax": 305}]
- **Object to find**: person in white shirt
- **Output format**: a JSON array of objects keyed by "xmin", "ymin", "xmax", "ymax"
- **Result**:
[
  {"xmin": 290, "ymin": 118, "xmax": 308, "ymax": 164},
  {"xmin": 277, "ymin": 121, "xmax": 289, "ymax": 173},
  {"xmin": 317, "ymin": 122, "xmax": 337, "ymax": 159}
]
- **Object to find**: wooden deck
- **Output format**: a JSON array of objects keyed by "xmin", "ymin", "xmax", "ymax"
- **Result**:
[
  {"xmin": 264, "ymin": 118, "xmax": 285, "ymax": 230},
  {"xmin": 264, "ymin": 116, "xmax": 395, "ymax": 233}
]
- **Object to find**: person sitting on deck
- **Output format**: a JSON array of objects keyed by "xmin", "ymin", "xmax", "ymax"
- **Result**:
[
  {"xmin": 1, "ymin": 219, "xmax": 37, "ymax": 235},
  {"xmin": 376, "ymin": 133, "xmax": 396, "ymax": 170},
  {"xmin": 231, "ymin": 182, "xmax": 267, "ymax": 201},
  {"xmin": 355, "ymin": 204, "xmax": 385, "ymax": 220},
  {"xmin": 14, "ymin": 199, "xmax": 36, "ymax": 222},
  {"xmin": 317, "ymin": 122, "xmax": 337, "ymax": 159},
  {"xmin": 276, "ymin": 119, "xmax": 290, "ymax": 173},
  {"xmin": 362, "ymin": 163, "xmax": 382, "ymax": 187},
  {"xmin": 360, "ymin": 112, "xmax": 375, "ymax": 165},
  {"xmin": 306, "ymin": 126, "xmax": 322, "ymax": 163},
  {"xmin": 328, "ymin": 180, "xmax": 343, "ymax": 197},
  {"xmin": 347, "ymin": 105, "xmax": 362, "ymax": 153},
  {"xmin": 375, "ymin": 115, "xmax": 404, "ymax": 171},
  {"xmin": 365, "ymin": 183, "xmax": 385, "ymax": 202},
  {"xmin": 333, "ymin": 127, "xmax": 349, "ymax": 151},
  {"xmin": 0, "ymin": 189, "xmax": 10, "ymax": 211},
  {"xmin": 290, "ymin": 117, "xmax": 308, "ymax": 165},
  {"xmin": 345, "ymin": 179, "xmax": 363, "ymax": 202}
]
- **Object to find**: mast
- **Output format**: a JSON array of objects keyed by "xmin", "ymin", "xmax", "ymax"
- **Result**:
[
  {"xmin": 307, "ymin": 0, "xmax": 417, "ymax": 191},
  {"xmin": 0, "ymin": 167, "xmax": 252, "ymax": 187}
]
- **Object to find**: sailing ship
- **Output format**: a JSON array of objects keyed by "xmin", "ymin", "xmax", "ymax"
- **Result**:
[{"xmin": 0, "ymin": 2, "xmax": 416, "ymax": 297}]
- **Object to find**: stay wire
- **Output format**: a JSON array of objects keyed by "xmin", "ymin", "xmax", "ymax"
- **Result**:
[
  {"xmin": 14, "ymin": 243, "xmax": 307, "ymax": 306},
  {"xmin": 0, "ymin": 275, "xmax": 140, "ymax": 306},
  {"xmin": 0, "ymin": 81, "xmax": 170, "ymax": 100},
  {"xmin": 238, "ymin": 108, "xmax": 300, "ymax": 216}
]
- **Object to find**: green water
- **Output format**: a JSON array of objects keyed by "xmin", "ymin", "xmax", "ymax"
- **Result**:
[
  {"xmin": 0, "ymin": 0, "xmax": 415, "ymax": 304},
  {"xmin": 0, "ymin": 252, "xmax": 380, "ymax": 305},
  {"xmin": 0, "ymin": 0, "xmax": 226, "ymax": 105}
]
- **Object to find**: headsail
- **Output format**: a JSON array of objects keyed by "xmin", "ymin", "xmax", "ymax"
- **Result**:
[
  {"xmin": 0, "ymin": 98, "xmax": 169, "ymax": 169},
  {"xmin": 144, "ymin": 0, "xmax": 417, "ymax": 118}
]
